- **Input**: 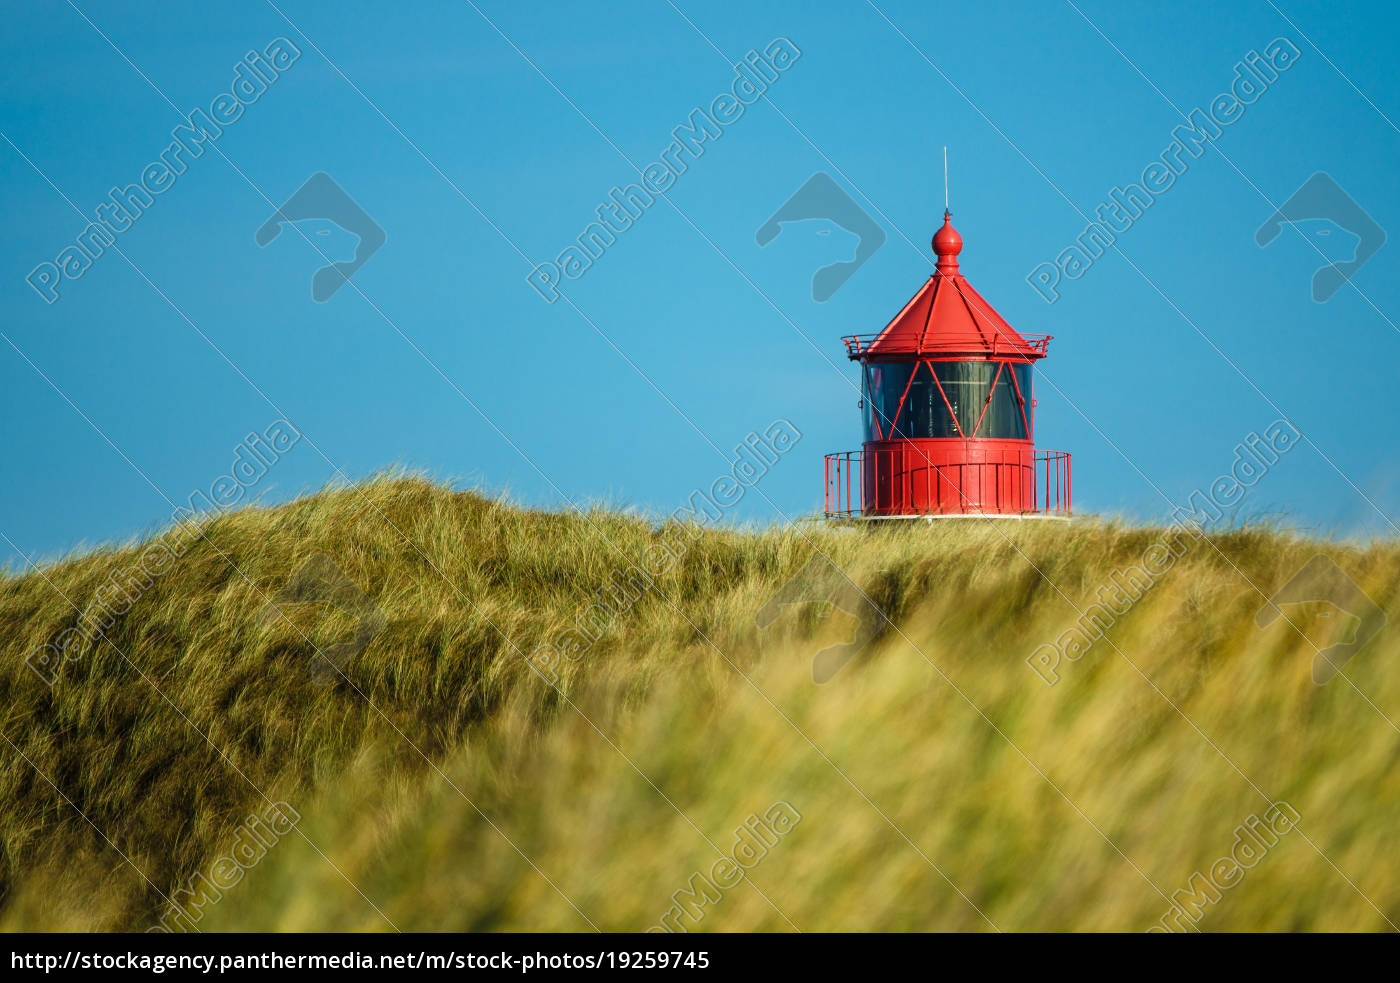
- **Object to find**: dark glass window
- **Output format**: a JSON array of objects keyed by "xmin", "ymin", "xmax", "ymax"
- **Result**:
[
  {"xmin": 863, "ymin": 360, "xmax": 1032, "ymax": 441},
  {"xmin": 863, "ymin": 362, "xmax": 912, "ymax": 442},
  {"xmin": 976, "ymin": 364, "xmax": 1028, "ymax": 439},
  {"xmin": 930, "ymin": 361, "xmax": 995, "ymax": 437},
  {"xmin": 1011, "ymin": 363, "xmax": 1032, "ymax": 438},
  {"xmin": 903, "ymin": 368, "xmax": 959, "ymax": 439}
]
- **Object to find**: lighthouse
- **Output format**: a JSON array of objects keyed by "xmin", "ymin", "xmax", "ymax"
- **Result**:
[{"xmin": 825, "ymin": 210, "xmax": 1071, "ymax": 519}]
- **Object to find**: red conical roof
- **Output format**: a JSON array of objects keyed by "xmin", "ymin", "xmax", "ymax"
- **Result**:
[{"xmin": 843, "ymin": 211, "xmax": 1051, "ymax": 361}]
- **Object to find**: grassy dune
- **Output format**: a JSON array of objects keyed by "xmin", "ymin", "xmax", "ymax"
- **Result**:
[{"xmin": 1, "ymin": 477, "xmax": 1398, "ymax": 932}]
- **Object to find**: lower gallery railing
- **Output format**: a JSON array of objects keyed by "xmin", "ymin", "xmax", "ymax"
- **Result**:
[{"xmin": 824, "ymin": 449, "xmax": 1071, "ymax": 518}]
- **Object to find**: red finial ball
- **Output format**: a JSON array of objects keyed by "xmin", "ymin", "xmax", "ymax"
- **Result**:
[{"xmin": 932, "ymin": 209, "xmax": 962, "ymax": 267}]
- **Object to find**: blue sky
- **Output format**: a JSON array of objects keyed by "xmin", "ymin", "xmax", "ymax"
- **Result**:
[{"xmin": 4, "ymin": 0, "xmax": 1400, "ymax": 566}]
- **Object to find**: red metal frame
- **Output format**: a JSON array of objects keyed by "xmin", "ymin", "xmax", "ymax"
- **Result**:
[
  {"xmin": 824, "ymin": 448, "xmax": 1071, "ymax": 518},
  {"xmin": 843, "ymin": 332, "xmax": 1051, "ymax": 360},
  {"xmin": 868, "ymin": 357, "xmax": 1036, "ymax": 442}
]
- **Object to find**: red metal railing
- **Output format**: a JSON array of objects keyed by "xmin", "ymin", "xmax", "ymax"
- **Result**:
[
  {"xmin": 841, "ymin": 333, "xmax": 1052, "ymax": 360},
  {"xmin": 825, "ymin": 451, "xmax": 861, "ymax": 517},
  {"xmin": 1037, "ymin": 449, "xmax": 1071, "ymax": 516},
  {"xmin": 823, "ymin": 449, "xmax": 1071, "ymax": 518}
]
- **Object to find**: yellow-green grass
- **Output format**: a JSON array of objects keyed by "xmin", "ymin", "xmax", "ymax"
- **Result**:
[{"xmin": 1, "ymin": 477, "xmax": 1397, "ymax": 931}]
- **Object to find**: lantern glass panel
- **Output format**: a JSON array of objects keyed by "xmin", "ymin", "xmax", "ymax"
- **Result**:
[
  {"xmin": 972, "ymin": 363, "xmax": 1030, "ymax": 439},
  {"xmin": 901, "ymin": 364, "xmax": 959, "ymax": 438},
  {"xmin": 1011, "ymin": 362, "xmax": 1032, "ymax": 437},
  {"xmin": 863, "ymin": 362, "xmax": 912, "ymax": 441},
  {"xmin": 863, "ymin": 360, "xmax": 1032, "ymax": 441},
  {"xmin": 929, "ymin": 361, "xmax": 994, "ymax": 436}
]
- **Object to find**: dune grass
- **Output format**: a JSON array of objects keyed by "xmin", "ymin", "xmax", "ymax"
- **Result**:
[{"xmin": 0, "ymin": 476, "xmax": 1397, "ymax": 932}]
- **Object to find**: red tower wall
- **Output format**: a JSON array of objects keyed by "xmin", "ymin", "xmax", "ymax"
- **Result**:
[{"xmin": 860, "ymin": 438, "xmax": 1035, "ymax": 515}]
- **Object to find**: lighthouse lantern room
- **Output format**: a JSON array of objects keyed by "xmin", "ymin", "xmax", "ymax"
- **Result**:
[{"xmin": 825, "ymin": 211, "xmax": 1071, "ymax": 519}]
